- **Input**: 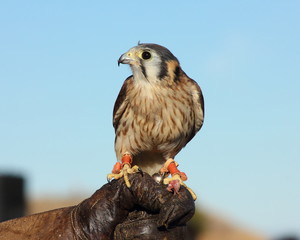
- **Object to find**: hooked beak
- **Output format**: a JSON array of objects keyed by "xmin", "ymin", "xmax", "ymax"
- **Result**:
[{"xmin": 118, "ymin": 52, "xmax": 134, "ymax": 66}]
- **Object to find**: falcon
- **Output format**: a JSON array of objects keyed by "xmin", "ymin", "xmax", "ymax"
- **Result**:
[{"xmin": 107, "ymin": 43, "xmax": 204, "ymax": 200}]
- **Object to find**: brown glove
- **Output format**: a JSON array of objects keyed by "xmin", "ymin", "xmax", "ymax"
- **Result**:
[{"xmin": 0, "ymin": 172, "xmax": 195, "ymax": 240}]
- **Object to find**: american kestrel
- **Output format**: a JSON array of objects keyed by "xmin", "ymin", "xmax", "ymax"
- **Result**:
[{"xmin": 107, "ymin": 43, "xmax": 204, "ymax": 200}]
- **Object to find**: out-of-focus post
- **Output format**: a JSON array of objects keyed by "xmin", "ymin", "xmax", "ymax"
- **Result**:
[{"xmin": 0, "ymin": 175, "xmax": 26, "ymax": 222}]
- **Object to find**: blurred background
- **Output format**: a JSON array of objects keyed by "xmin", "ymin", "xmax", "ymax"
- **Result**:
[{"xmin": 0, "ymin": 1, "xmax": 299, "ymax": 239}]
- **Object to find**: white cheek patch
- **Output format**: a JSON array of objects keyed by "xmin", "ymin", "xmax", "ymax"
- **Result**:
[
  {"xmin": 143, "ymin": 56, "xmax": 162, "ymax": 82},
  {"xmin": 145, "ymin": 63, "xmax": 160, "ymax": 78}
]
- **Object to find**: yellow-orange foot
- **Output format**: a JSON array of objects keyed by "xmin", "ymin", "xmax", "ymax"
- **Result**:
[
  {"xmin": 107, "ymin": 154, "xmax": 139, "ymax": 187},
  {"xmin": 160, "ymin": 159, "xmax": 197, "ymax": 200}
]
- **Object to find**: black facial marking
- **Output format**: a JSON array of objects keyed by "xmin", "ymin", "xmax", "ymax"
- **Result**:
[
  {"xmin": 174, "ymin": 66, "xmax": 181, "ymax": 82},
  {"xmin": 140, "ymin": 63, "xmax": 147, "ymax": 79},
  {"xmin": 158, "ymin": 61, "xmax": 168, "ymax": 80}
]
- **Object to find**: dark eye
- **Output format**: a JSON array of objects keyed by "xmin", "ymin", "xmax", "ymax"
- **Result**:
[{"xmin": 141, "ymin": 51, "xmax": 151, "ymax": 60}]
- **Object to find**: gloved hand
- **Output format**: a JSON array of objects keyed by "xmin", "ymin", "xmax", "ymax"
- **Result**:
[{"xmin": 0, "ymin": 172, "xmax": 195, "ymax": 240}]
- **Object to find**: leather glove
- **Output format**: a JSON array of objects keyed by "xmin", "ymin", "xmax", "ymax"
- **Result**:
[{"xmin": 0, "ymin": 172, "xmax": 195, "ymax": 240}]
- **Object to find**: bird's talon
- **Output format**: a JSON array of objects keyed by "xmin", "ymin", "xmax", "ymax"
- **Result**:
[
  {"xmin": 106, "ymin": 176, "xmax": 111, "ymax": 183},
  {"xmin": 185, "ymin": 186, "xmax": 197, "ymax": 201},
  {"xmin": 164, "ymin": 174, "xmax": 197, "ymax": 200},
  {"xmin": 138, "ymin": 168, "xmax": 143, "ymax": 174},
  {"xmin": 107, "ymin": 162, "xmax": 140, "ymax": 188}
]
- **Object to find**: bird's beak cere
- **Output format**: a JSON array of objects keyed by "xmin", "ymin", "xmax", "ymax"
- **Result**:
[{"xmin": 118, "ymin": 51, "xmax": 135, "ymax": 66}]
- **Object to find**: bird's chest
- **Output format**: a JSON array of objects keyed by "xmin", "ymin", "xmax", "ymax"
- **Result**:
[{"xmin": 126, "ymin": 85, "xmax": 192, "ymax": 143}]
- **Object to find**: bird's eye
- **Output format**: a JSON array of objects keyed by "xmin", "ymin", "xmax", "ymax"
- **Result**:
[{"xmin": 141, "ymin": 51, "xmax": 151, "ymax": 60}]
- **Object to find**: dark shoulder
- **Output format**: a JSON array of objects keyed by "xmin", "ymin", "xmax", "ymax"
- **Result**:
[
  {"xmin": 113, "ymin": 75, "xmax": 133, "ymax": 127},
  {"xmin": 183, "ymin": 72, "xmax": 205, "ymax": 117}
]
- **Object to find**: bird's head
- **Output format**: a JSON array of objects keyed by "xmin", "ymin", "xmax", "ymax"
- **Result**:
[{"xmin": 118, "ymin": 43, "xmax": 181, "ymax": 83}]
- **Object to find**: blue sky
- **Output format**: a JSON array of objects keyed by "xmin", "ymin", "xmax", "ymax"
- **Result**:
[{"xmin": 0, "ymin": 1, "xmax": 299, "ymax": 238}]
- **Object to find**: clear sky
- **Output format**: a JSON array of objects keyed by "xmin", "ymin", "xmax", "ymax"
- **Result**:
[{"xmin": 0, "ymin": 1, "xmax": 299, "ymax": 238}]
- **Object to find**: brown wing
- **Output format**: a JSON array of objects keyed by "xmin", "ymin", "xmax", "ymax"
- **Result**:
[
  {"xmin": 186, "ymin": 78, "xmax": 205, "ymax": 143},
  {"xmin": 113, "ymin": 76, "xmax": 133, "ymax": 131}
]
